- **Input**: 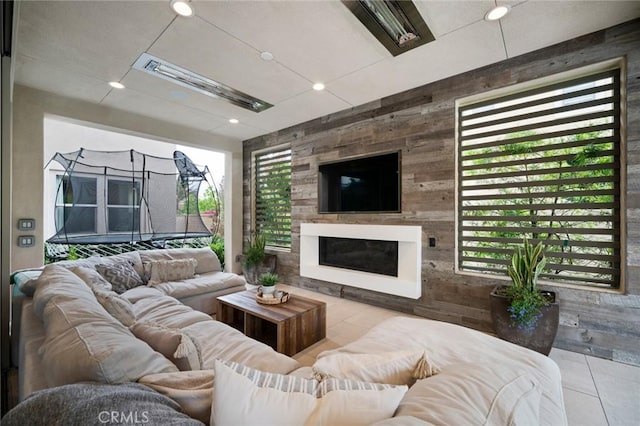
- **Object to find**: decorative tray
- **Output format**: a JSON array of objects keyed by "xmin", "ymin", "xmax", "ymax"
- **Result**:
[{"xmin": 256, "ymin": 291, "xmax": 290, "ymax": 305}]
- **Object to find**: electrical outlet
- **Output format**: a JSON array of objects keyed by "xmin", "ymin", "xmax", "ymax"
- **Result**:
[
  {"xmin": 18, "ymin": 218, "xmax": 36, "ymax": 231},
  {"xmin": 17, "ymin": 235, "xmax": 35, "ymax": 247},
  {"xmin": 235, "ymin": 255, "xmax": 241, "ymax": 263},
  {"xmin": 428, "ymin": 237, "xmax": 436, "ymax": 247}
]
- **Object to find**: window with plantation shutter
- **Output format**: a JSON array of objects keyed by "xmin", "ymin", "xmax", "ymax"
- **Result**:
[
  {"xmin": 457, "ymin": 68, "xmax": 622, "ymax": 289},
  {"xmin": 253, "ymin": 147, "xmax": 292, "ymax": 249}
]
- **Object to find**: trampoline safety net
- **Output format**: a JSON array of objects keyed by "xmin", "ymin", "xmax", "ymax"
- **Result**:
[{"xmin": 46, "ymin": 148, "xmax": 219, "ymax": 247}]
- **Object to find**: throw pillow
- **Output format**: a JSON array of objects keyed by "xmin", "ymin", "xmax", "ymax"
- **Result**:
[
  {"xmin": 69, "ymin": 266, "xmax": 113, "ymax": 293},
  {"xmin": 138, "ymin": 369, "xmax": 216, "ymax": 424},
  {"xmin": 212, "ymin": 360, "xmax": 408, "ymax": 426},
  {"xmin": 96, "ymin": 261, "xmax": 144, "ymax": 294},
  {"xmin": 313, "ymin": 350, "xmax": 436, "ymax": 386},
  {"xmin": 144, "ymin": 259, "xmax": 198, "ymax": 285},
  {"xmin": 12, "ymin": 269, "xmax": 44, "ymax": 297},
  {"xmin": 93, "ymin": 290, "xmax": 136, "ymax": 327},
  {"xmin": 131, "ymin": 322, "xmax": 202, "ymax": 371}
]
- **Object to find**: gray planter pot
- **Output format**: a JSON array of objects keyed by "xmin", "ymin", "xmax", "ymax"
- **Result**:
[
  {"xmin": 490, "ymin": 285, "xmax": 559, "ymax": 355},
  {"xmin": 241, "ymin": 254, "xmax": 277, "ymax": 285}
]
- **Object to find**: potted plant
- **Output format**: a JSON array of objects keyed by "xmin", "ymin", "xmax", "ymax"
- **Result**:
[
  {"xmin": 258, "ymin": 272, "xmax": 279, "ymax": 297},
  {"xmin": 241, "ymin": 232, "xmax": 277, "ymax": 285},
  {"xmin": 489, "ymin": 239, "xmax": 559, "ymax": 355}
]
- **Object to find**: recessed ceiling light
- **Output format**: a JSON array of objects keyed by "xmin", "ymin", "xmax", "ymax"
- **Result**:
[
  {"xmin": 109, "ymin": 81, "xmax": 125, "ymax": 89},
  {"xmin": 229, "ymin": 118, "xmax": 239, "ymax": 124},
  {"xmin": 485, "ymin": 5, "xmax": 510, "ymax": 21},
  {"xmin": 260, "ymin": 51, "xmax": 274, "ymax": 61},
  {"xmin": 171, "ymin": 0, "xmax": 193, "ymax": 17},
  {"xmin": 313, "ymin": 83, "xmax": 325, "ymax": 91}
]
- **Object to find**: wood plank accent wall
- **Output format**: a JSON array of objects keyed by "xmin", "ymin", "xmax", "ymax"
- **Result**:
[{"xmin": 244, "ymin": 18, "xmax": 640, "ymax": 365}]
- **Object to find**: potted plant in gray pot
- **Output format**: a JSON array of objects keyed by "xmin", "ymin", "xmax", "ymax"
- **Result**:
[
  {"xmin": 241, "ymin": 232, "xmax": 277, "ymax": 285},
  {"xmin": 489, "ymin": 239, "xmax": 559, "ymax": 355}
]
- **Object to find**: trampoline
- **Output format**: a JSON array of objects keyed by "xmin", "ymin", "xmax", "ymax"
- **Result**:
[{"xmin": 46, "ymin": 148, "xmax": 219, "ymax": 249}]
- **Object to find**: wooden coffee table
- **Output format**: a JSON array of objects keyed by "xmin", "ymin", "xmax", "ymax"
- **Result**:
[{"xmin": 216, "ymin": 290, "xmax": 326, "ymax": 356}]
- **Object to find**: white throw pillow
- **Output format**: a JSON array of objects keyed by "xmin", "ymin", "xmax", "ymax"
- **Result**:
[
  {"xmin": 212, "ymin": 360, "xmax": 408, "ymax": 426},
  {"xmin": 313, "ymin": 350, "xmax": 431, "ymax": 386},
  {"xmin": 145, "ymin": 259, "xmax": 198, "ymax": 285}
]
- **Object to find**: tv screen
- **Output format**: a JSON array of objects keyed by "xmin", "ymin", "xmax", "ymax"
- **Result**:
[{"xmin": 318, "ymin": 152, "xmax": 400, "ymax": 213}]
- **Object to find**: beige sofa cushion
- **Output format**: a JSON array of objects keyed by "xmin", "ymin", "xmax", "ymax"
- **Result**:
[
  {"xmin": 139, "ymin": 247, "xmax": 221, "ymax": 274},
  {"xmin": 212, "ymin": 360, "xmax": 408, "ymax": 426},
  {"xmin": 32, "ymin": 264, "xmax": 96, "ymax": 320},
  {"xmin": 38, "ymin": 297, "xmax": 178, "ymax": 387},
  {"xmin": 94, "ymin": 290, "xmax": 136, "ymax": 327},
  {"xmin": 121, "ymin": 286, "xmax": 164, "ymax": 303},
  {"xmin": 69, "ymin": 266, "xmax": 113, "ymax": 292},
  {"xmin": 332, "ymin": 317, "xmax": 566, "ymax": 426},
  {"xmin": 150, "ymin": 271, "xmax": 246, "ymax": 300},
  {"xmin": 55, "ymin": 251, "xmax": 144, "ymax": 277},
  {"xmin": 182, "ymin": 320, "xmax": 300, "ymax": 374},
  {"xmin": 133, "ymin": 295, "xmax": 211, "ymax": 329},
  {"xmin": 391, "ymin": 363, "xmax": 541, "ymax": 426}
]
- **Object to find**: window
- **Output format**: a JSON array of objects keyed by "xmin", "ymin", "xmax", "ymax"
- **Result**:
[
  {"xmin": 107, "ymin": 179, "xmax": 141, "ymax": 232},
  {"xmin": 457, "ymin": 68, "xmax": 621, "ymax": 289},
  {"xmin": 55, "ymin": 175, "xmax": 142, "ymax": 235},
  {"xmin": 55, "ymin": 175, "xmax": 97, "ymax": 233},
  {"xmin": 253, "ymin": 147, "xmax": 292, "ymax": 249}
]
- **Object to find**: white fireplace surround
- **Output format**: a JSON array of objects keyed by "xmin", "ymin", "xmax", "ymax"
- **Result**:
[{"xmin": 300, "ymin": 223, "xmax": 422, "ymax": 299}]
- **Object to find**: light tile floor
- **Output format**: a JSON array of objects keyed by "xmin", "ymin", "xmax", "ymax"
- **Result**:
[{"xmin": 282, "ymin": 285, "xmax": 640, "ymax": 426}]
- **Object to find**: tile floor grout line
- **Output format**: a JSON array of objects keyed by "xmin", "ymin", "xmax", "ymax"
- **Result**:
[{"xmin": 585, "ymin": 355, "xmax": 611, "ymax": 426}]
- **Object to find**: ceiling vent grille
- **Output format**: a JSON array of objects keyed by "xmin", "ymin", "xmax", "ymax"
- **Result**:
[{"xmin": 133, "ymin": 53, "xmax": 273, "ymax": 113}]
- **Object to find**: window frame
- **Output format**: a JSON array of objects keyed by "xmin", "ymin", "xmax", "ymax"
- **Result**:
[
  {"xmin": 454, "ymin": 59, "xmax": 626, "ymax": 292},
  {"xmin": 251, "ymin": 144, "xmax": 292, "ymax": 250}
]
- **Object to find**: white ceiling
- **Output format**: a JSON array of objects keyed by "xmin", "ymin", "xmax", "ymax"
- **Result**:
[{"xmin": 13, "ymin": 0, "xmax": 640, "ymax": 143}]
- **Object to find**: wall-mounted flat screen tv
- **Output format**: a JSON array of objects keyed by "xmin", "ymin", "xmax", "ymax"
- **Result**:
[{"xmin": 318, "ymin": 151, "xmax": 400, "ymax": 213}]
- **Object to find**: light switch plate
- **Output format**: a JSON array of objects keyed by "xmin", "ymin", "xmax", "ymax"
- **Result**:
[
  {"xmin": 18, "ymin": 218, "xmax": 36, "ymax": 231},
  {"xmin": 17, "ymin": 235, "xmax": 35, "ymax": 247}
]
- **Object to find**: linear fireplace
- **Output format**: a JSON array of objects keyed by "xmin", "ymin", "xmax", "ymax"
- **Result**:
[
  {"xmin": 300, "ymin": 223, "xmax": 422, "ymax": 299},
  {"xmin": 319, "ymin": 237, "xmax": 398, "ymax": 277}
]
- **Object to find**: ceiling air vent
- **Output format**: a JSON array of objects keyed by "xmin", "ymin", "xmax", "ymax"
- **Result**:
[
  {"xmin": 133, "ymin": 53, "xmax": 273, "ymax": 112},
  {"xmin": 343, "ymin": 0, "xmax": 434, "ymax": 56}
]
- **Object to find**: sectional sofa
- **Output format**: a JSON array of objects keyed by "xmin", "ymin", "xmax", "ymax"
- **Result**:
[{"xmin": 8, "ymin": 247, "xmax": 568, "ymax": 425}]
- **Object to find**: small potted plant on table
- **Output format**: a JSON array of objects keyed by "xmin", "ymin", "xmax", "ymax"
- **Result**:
[
  {"xmin": 258, "ymin": 272, "xmax": 279, "ymax": 298},
  {"xmin": 489, "ymin": 239, "xmax": 559, "ymax": 355}
]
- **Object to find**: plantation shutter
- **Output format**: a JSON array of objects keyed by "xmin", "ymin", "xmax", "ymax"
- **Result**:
[
  {"xmin": 457, "ymin": 69, "xmax": 621, "ymax": 288},
  {"xmin": 254, "ymin": 147, "xmax": 292, "ymax": 249}
]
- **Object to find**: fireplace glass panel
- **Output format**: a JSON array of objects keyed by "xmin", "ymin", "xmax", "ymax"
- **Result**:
[{"xmin": 319, "ymin": 237, "xmax": 398, "ymax": 277}]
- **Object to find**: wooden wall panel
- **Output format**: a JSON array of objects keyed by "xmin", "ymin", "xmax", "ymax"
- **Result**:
[{"xmin": 244, "ymin": 19, "xmax": 640, "ymax": 365}]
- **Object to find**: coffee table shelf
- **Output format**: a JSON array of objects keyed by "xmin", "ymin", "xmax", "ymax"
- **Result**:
[{"xmin": 217, "ymin": 290, "xmax": 326, "ymax": 356}]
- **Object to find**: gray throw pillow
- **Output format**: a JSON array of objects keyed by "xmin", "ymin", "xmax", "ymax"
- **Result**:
[
  {"xmin": 2, "ymin": 382, "xmax": 204, "ymax": 426},
  {"xmin": 95, "ymin": 261, "xmax": 144, "ymax": 294}
]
